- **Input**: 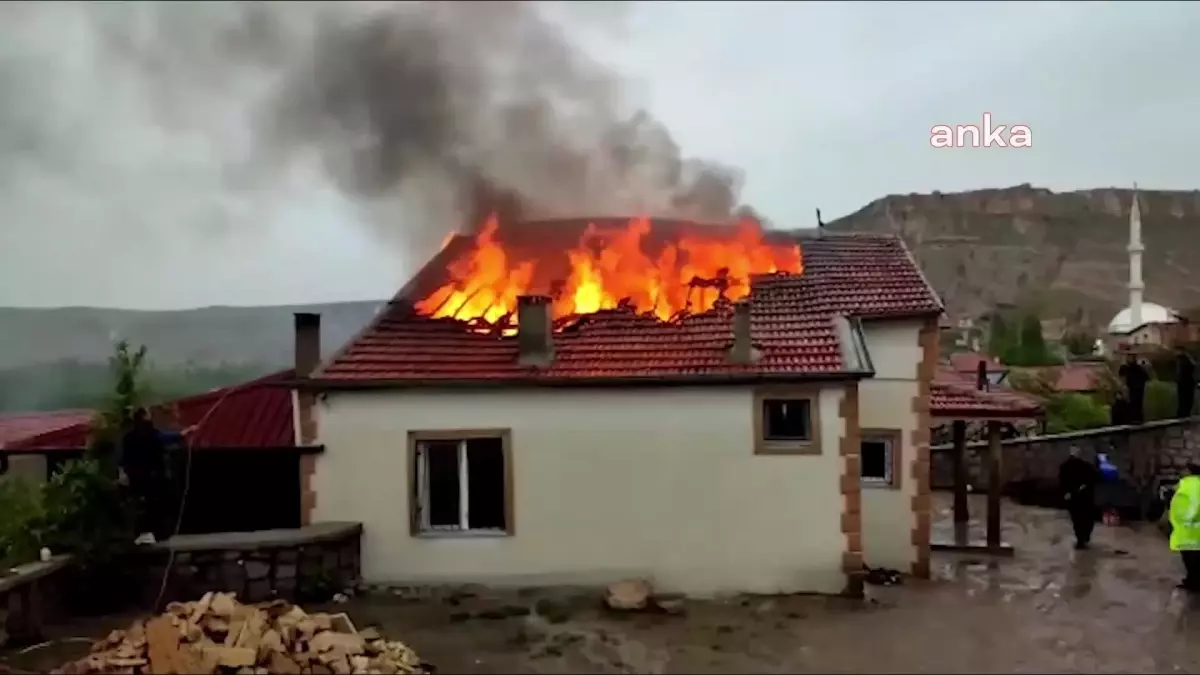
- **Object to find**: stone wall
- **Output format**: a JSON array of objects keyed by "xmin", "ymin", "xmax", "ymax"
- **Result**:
[
  {"xmin": 0, "ymin": 555, "xmax": 71, "ymax": 648},
  {"xmin": 139, "ymin": 522, "xmax": 362, "ymax": 608},
  {"xmin": 931, "ymin": 418, "xmax": 1200, "ymax": 492}
]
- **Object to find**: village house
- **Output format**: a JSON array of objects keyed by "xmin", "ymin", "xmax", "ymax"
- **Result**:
[{"xmin": 285, "ymin": 218, "xmax": 961, "ymax": 598}]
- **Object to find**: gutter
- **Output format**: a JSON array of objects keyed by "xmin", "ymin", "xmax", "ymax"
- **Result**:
[{"xmin": 285, "ymin": 370, "xmax": 871, "ymax": 392}]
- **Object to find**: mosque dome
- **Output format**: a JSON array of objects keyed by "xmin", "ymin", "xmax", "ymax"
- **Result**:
[{"xmin": 1107, "ymin": 302, "xmax": 1179, "ymax": 334}]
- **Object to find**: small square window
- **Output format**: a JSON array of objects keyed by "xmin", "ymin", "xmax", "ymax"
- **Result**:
[
  {"xmin": 860, "ymin": 430, "xmax": 901, "ymax": 488},
  {"xmin": 763, "ymin": 399, "xmax": 812, "ymax": 441},
  {"xmin": 754, "ymin": 392, "xmax": 820, "ymax": 455}
]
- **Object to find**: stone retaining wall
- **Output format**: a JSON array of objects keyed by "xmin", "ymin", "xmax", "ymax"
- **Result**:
[
  {"xmin": 931, "ymin": 418, "xmax": 1200, "ymax": 491},
  {"xmin": 0, "ymin": 555, "xmax": 72, "ymax": 648},
  {"xmin": 0, "ymin": 523, "xmax": 363, "ymax": 648},
  {"xmin": 139, "ymin": 522, "xmax": 363, "ymax": 608}
]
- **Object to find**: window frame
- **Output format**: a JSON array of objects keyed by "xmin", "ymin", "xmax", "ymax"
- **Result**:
[
  {"xmin": 753, "ymin": 388, "xmax": 822, "ymax": 455},
  {"xmin": 859, "ymin": 428, "xmax": 903, "ymax": 489},
  {"xmin": 407, "ymin": 428, "xmax": 515, "ymax": 538}
]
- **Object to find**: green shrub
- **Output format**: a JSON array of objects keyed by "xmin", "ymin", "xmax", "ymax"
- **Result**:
[
  {"xmin": 1043, "ymin": 393, "xmax": 1110, "ymax": 434},
  {"xmin": 40, "ymin": 458, "xmax": 135, "ymax": 568},
  {"xmin": 0, "ymin": 477, "xmax": 45, "ymax": 569},
  {"xmin": 1146, "ymin": 380, "xmax": 1178, "ymax": 422}
]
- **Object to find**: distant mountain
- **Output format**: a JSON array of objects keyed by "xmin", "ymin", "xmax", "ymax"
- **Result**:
[
  {"xmin": 827, "ymin": 184, "xmax": 1200, "ymax": 325},
  {"xmin": 0, "ymin": 301, "xmax": 384, "ymax": 370}
]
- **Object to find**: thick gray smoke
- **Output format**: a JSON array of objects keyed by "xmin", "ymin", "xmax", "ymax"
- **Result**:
[{"xmin": 0, "ymin": 1, "xmax": 757, "ymax": 256}]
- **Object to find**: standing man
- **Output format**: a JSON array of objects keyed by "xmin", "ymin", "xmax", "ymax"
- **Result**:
[
  {"xmin": 1059, "ymin": 446, "xmax": 1099, "ymax": 550},
  {"xmin": 1120, "ymin": 353, "xmax": 1150, "ymax": 425},
  {"xmin": 1177, "ymin": 348, "xmax": 1196, "ymax": 419},
  {"xmin": 119, "ymin": 408, "xmax": 169, "ymax": 544},
  {"xmin": 1110, "ymin": 388, "xmax": 1131, "ymax": 426},
  {"xmin": 1169, "ymin": 463, "xmax": 1200, "ymax": 591}
]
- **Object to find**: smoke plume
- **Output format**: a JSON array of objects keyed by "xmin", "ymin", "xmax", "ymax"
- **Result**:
[{"xmin": 0, "ymin": 1, "xmax": 755, "ymax": 257}]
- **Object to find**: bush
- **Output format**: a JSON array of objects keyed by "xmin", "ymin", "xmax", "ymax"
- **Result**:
[
  {"xmin": 40, "ymin": 458, "xmax": 138, "ymax": 612},
  {"xmin": 1146, "ymin": 380, "xmax": 1178, "ymax": 422},
  {"xmin": 1043, "ymin": 393, "xmax": 1110, "ymax": 434},
  {"xmin": 40, "ymin": 458, "xmax": 135, "ymax": 566},
  {"xmin": 0, "ymin": 477, "xmax": 45, "ymax": 569}
]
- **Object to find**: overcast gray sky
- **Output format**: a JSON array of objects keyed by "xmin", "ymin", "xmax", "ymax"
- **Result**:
[{"xmin": 2, "ymin": 0, "xmax": 1198, "ymax": 310}]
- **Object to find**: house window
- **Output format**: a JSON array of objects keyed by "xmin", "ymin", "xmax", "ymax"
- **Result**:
[
  {"xmin": 860, "ymin": 429, "xmax": 902, "ymax": 488},
  {"xmin": 410, "ymin": 431, "xmax": 512, "ymax": 536},
  {"xmin": 764, "ymin": 399, "xmax": 812, "ymax": 440},
  {"xmin": 754, "ymin": 391, "xmax": 821, "ymax": 455}
]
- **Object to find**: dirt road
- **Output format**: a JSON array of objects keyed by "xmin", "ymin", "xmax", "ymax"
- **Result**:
[{"xmin": 5, "ymin": 495, "xmax": 1200, "ymax": 673}]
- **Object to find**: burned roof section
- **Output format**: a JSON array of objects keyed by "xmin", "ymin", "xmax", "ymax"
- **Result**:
[{"xmin": 313, "ymin": 217, "xmax": 942, "ymax": 387}]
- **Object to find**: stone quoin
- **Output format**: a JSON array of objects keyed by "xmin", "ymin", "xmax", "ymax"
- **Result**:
[{"xmin": 929, "ymin": 113, "xmax": 1032, "ymax": 149}]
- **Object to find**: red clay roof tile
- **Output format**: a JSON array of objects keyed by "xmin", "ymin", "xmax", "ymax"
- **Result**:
[
  {"xmin": 317, "ymin": 222, "xmax": 943, "ymax": 385},
  {"xmin": 932, "ymin": 369, "xmax": 1042, "ymax": 419}
]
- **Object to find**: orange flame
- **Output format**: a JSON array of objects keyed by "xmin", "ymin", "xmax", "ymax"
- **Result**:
[{"xmin": 416, "ymin": 214, "xmax": 802, "ymax": 327}]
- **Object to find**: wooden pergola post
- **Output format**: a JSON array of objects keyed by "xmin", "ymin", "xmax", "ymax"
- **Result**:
[
  {"xmin": 951, "ymin": 419, "xmax": 969, "ymax": 543},
  {"xmin": 986, "ymin": 420, "xmax": 1003, "ymax": 550}
]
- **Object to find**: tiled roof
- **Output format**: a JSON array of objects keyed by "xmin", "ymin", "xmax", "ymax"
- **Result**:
[
  {"xmin": 931, "ymin": 369, "xmax": 1042, "ymax": 419},
  {"xmin": 316, "ymin": 220, "xmax": 942, "ymax": 385},
  {"xmin": 1050, "ymin": 363, "xmax": 1105, "ymax": 392},
  {"xmin": 0, "ymin": 410, "xmax": 94, "ymax": 449},
  {"xmin": 5, "ymin": 370, "xmax": 298, "ymax": 451}
]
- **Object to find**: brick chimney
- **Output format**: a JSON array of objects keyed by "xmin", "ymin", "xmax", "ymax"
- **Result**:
[
  {"xmin": 517, "ymin": 296, "xmax": 555, "ymax": 367},
  {"xmin": 293, "ymin": 313, "xmax": 321, "ymax": 445},
  {"xmin": 728, "ymin": 300, "xmax": 762, "ymax": 364},
  {"xmin": 294, "ymin": 312, "xmax": 321, "ymax": 526}
]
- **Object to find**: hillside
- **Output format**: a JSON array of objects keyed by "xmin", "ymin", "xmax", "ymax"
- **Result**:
[
  {"xmin": 0, "ymin": 301, "xmax": 383, "ymax": 370},
  {"xmin": 3, "ymin": 184, "xmax": 1199, "ymax": 371},
  {"xmin": 827, "ymin": 184, "xmax": 1200, "ymax": 323}
]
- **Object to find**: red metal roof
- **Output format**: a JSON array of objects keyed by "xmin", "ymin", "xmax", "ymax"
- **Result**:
[
  {"xmin": 0, "ymin": 410, "xmax": 94, "ymax": 449},
  {"xmin": 931, "ymin": 369, "xmax": 1042, "ymax": 419},
  {"xmin": 317, "ymin": 222, "xmax": 943, "ymax": 385},
  {"xmin": 5, "ymin": 370, "xmax": 297, "ymax": 451}
]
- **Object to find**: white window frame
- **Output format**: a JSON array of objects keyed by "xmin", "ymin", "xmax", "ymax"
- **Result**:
[
  {"xmin": 860, "ymin": 435, "xmax": 894, "ymax": 487},
  {"xmin": 414, "ymin": 438, "xmax": 508, "ymax": 537}
]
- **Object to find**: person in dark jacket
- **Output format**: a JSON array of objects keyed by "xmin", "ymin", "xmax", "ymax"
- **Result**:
[
  {"xmin": 1178, "ymin": 349, "xmax": 1197, "ymax": 419},
  {"xmin": 1059, "ymin": 446, "xmax": 1099, "ymax": 549},
  {"xmin": 1119, "ymin": 354, "xmax": 1149, "ymax": 425},
  {"xmin": 119, "ymin": 408, "xmax": 169, "ymax": 543},
  {"xmin": 1110, "ymin": 389, "xmax": 1131, "ymax": 426}
]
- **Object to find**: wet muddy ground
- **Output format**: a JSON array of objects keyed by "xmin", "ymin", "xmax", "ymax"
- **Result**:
[{"xmin": 6, "ymin": 494, "xmax": 1200, "ymax": 674}]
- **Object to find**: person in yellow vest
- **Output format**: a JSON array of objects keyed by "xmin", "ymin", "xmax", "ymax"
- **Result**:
[{"xmin": 1169, "ymin": 463, "xmax": 1200, "ymax": 591}]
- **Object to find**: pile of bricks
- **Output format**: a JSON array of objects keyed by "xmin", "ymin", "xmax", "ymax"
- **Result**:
[{"xmin": 54, "ymin": 592, "xmax": 429, "ymax": 675}]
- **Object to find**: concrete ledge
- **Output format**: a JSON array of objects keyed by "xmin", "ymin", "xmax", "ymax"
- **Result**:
[
  {"xmin": 932, "ymin": 415, "xmax": 1200, "ymax": 452},
  {"xmin": 0, "ymin": 555, "xmax": 72, "ymax": 595},
  {"xmin": 153, "ymin": 521, "xmax": 362, "ymax": 553}
]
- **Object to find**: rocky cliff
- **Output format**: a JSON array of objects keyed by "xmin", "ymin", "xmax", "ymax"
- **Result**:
[{"xmin": 827, "ymin": 184, "xmax": 1200, "ymax": 325}]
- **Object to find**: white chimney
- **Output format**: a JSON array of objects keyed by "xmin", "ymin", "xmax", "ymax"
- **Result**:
[
  {"xmin": 1128, "ymin": 185, "xmax": 1144, "ymax": 330},
  {"xmin": 516, "ymin": 296, "xmax": 555, "ymax": 367}
]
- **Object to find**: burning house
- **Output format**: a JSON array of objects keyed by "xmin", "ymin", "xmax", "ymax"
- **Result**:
[{"xmin": 293, "ymin": 215, "xmax": 944, "ymax": 596}]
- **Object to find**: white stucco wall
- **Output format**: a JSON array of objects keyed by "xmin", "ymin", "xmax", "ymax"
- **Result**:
[
  {"xmin": 0, "ymin": 454, "xmax": 47, "ymax": 487},
  {"xmin": 314, "ymin": 386, "xmax": 848, "ymax": 596},
  {"xmin": 858, "ymin": 319, "xmax": 924, "ymax": 571}
]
